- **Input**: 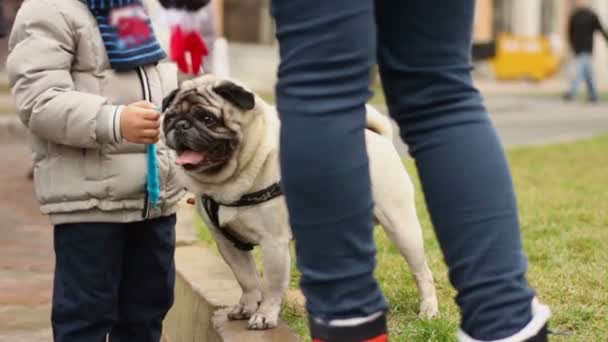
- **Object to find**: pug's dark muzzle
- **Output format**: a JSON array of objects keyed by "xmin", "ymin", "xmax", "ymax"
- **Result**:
[
  {"xmin": 161, "ymin": 80, "xmax": 256, "ymax": 173},
  {"xmin": 164, "ymin": 113, "xmax": 237, "ymax": 172}
]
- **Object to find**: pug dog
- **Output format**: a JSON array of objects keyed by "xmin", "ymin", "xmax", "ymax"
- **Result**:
[{"xmin": 162, "ymin": 74, "xmax": 439, "ymax": 330}]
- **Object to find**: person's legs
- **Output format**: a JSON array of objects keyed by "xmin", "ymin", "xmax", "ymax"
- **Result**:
[
  {"xmin": 52, "ymin": 223, "xmax": 126, "ymax": 342},
  {"xmin": 272, "ymin": 0, "xmax": 388, "ymax": 339},
  {"xmin": 375, "ymin": 0, "xmax": 548, "ymax": 340},
  {"xmin": 580, "ymin": 54, "xmax": 599, "ymax": 102},
  {"xmin": 566, "ymin": 55, "xmax": 586, "ymax": 100},
  {"xmin": 108, "ymin": 215, "xmax": 176, "ymax": 342}
]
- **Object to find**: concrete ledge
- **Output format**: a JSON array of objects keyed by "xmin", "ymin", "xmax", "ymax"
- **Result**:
[
  {"xmin": 213, "ymin": 308, "xmax": 301, "ymax": 342},
  {"xmin": 163, "ymin": 203, "xmax": 300, "ymax": 342},
  {"xmin": 162, "ymin": 245, "xmax": 233, "ymax": 342}
]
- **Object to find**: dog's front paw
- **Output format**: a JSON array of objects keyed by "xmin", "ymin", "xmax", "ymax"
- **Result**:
[
  {"xmin": 228, "ymin": 291, "xmax": 261, "ymax": 321},
  {"xmin": 419, "ymin": 297, "xmax": 439, "ymax": 319},
  {"xmin": 247, "ymin": 311, "xmax": 278, "ymax": 330},
  {"xmin": 228, "ymin": 303, "xmax": 256, "ymax": 320}
]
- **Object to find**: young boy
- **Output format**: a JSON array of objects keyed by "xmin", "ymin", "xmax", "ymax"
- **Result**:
[{"xmin": 7, "ymin": 0, "xmax": 186, "ymax": 340}]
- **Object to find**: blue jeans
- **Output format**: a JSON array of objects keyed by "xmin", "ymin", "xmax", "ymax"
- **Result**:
[
  {"xmin": 567, "ymin": 53, "xmax": 598, "ymax": 101},
  {"xmin": 51, "ymin": 215, "xmax": 176, "ymax": 342},
  {"xmin": 272, "ymin": 0, "xmax": 536, "ymax": 339}
]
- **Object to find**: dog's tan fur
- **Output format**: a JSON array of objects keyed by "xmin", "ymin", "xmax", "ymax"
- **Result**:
[{"xmin": 165, "ymin": 75, "xmax": 439, "ymax": 330}]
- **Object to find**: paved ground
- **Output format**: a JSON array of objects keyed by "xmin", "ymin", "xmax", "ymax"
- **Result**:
[
  {"xmin": 489, "ymin": 96, "xmax": 608, "ymax": 147},
  {"xmin": 0, "ymin": 142, "xmax": 53, "ymax": 341},
  {"xmin": 388, "ymin": 95, "xmax": 608, "ymax": 156}
]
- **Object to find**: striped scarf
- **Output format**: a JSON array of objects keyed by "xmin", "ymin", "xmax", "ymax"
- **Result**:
[{"xmin": 84, "ymin": 0, "xmax": 166, "ymax": 71}]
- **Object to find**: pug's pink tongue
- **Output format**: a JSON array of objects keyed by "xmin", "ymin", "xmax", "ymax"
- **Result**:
[{"xmin": 175, "ymin": 151, "xmax": 205, "ymax": 166}]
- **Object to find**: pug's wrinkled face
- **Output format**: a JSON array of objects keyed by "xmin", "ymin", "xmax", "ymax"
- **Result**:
[{"xmin": 162, "ymin": 78, "xmax": 255, "ymax": 173}]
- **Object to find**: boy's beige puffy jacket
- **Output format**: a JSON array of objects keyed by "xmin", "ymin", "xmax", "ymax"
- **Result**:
[{"xmin": 7, "ymin": 0, "xmax": 185, "ymax": 224}]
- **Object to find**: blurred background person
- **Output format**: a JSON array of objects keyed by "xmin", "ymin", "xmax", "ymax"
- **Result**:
[{"xmin": 564, "ymin": 0, "xmax": 608, "ymax": 103}]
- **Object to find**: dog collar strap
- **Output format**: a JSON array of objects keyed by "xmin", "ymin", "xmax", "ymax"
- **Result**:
[
  {"xmin": 222, "ymin": 182, "xmax": 283, "ymax": 207},
  {"xmin": 201, "ymin": 196, "xmax": 256, "ymax": 251},
  {"xmin": 200, "ymin": 182, "xmax": 283, "ymax": 251}
]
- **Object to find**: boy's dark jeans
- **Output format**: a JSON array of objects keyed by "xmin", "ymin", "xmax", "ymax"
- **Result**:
[
  {"xmin": 51, "ymin": 215, "xmax": 176, "ymax": 342},
  {"xmin": 272, "ymin": 0, "xmax": 536, "ymax": 340}
]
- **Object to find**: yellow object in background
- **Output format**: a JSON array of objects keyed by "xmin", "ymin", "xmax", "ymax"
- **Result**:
[{"xmin": 491, "ymin": 34, "xmax": 561, "ymax": 82}]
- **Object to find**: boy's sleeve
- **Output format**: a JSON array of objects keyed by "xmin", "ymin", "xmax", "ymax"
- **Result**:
[{"xmin": 6, "ymin": 0, "xmax": 120, "ymax": 148}]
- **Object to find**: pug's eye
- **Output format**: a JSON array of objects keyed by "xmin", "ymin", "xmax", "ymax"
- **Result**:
[
  {"xmin": 201, "ymin": 113, "xmax": 218, "ymax": 125},
  {"xmin": 164, "ymin": 115, "xmax": 176, "ymax": 125}
]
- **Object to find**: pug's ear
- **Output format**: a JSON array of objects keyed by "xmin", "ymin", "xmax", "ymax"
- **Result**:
[
  {"xmin": 162, "ymin": 89, "xmax": 180, "ymax": 112},
  {"xmin": 213, "ymin": 82, "xmax": 255, "ymax": 111}
]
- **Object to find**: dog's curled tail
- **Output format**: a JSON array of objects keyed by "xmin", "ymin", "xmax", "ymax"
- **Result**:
[{"xmin": 365, "ymin": 104, "xmax": 394, "ymax": 140}]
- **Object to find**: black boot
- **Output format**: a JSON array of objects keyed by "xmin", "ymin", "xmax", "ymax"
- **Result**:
[{"xmin": 310, "ymin": 313, "xmax": 388, "ymax": 342}]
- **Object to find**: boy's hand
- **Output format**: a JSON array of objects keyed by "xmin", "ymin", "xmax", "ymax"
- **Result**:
[{"xmin": 120, "ymin": 101, "xmax": 161, "ymax": 144}]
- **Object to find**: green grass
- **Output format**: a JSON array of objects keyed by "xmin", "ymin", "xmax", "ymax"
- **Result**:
[{"xmin": 195, "ymin": 135, "xmax": 608, "ymax": 341}]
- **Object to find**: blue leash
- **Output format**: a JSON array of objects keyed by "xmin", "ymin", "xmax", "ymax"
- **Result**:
[
  {"xmin": 146, "ymin": 105, "xmax": 162, "ymax": 209},
  {"xmin": 146, "ymin": 143, "xmax": 160, "ymax": 209}
]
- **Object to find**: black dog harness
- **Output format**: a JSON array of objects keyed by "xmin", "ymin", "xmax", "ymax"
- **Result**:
[{"xmin": 201, "ymin": 182, "xmax": 283, "ymax": 251}]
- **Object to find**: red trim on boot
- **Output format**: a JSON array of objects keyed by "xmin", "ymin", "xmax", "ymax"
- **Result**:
[
  {"xmin": 364, "ymin": 333, "xmax": 388, "ymax": 342},
  {"xmin": 312, "ymin": 334, "xmax": 388, "ymax": 342}
]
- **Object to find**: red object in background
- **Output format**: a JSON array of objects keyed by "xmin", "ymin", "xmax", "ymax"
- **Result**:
[
  {"xmin": 170, "ymin": 25, "xmax": 208, "ymax": 75},
  {"xmin": 116, "ymin": 16, "xmax": 151, "ymax": 47},
  {"xmin": 313, "ymin": 334, "xmax": 388, "ymax": 342}
]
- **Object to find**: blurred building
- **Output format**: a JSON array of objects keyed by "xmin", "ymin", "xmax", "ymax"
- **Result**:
[
  {"xmin": 473, "ymin": 0, "xmax": 569, "ymax": 59},
  {"xmin": 220, "ymin": 0, "xmax": 274, "ymax": 44},
  {"xmin": 475, "ymin": 0, "xmax": 568, "ymax": 42},
  {"xmin": 473, "ymin": 0, "xmax": 608, "ymax": 82},
  {"xmin": 4, "ymin": 0, "xmax": 608, "ymax": 82}
]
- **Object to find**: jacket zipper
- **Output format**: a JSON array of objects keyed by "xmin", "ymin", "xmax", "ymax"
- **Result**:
[
  {"xmin": 137, "ymin": 66, "xmax": 152, "ymax": 102},
  {"xmin": 137, "ymin": 66, "xmax": 153, "ymax": 218}
]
